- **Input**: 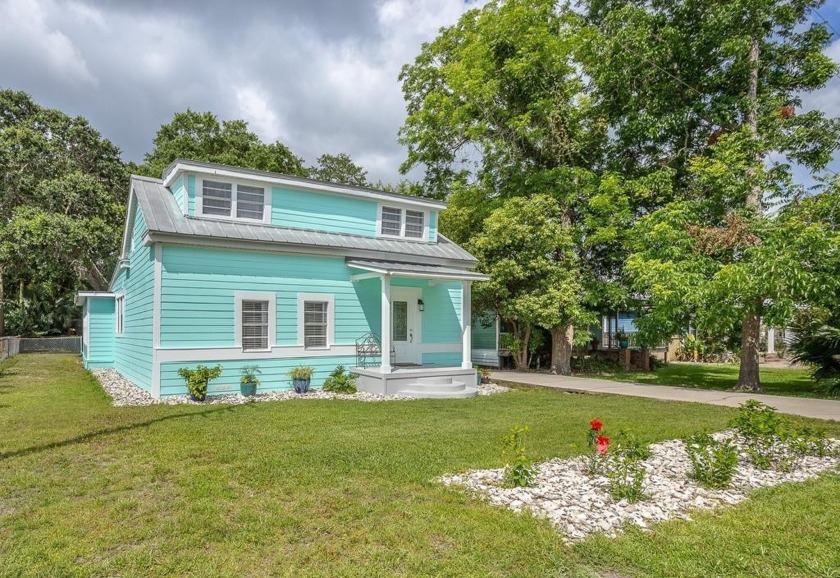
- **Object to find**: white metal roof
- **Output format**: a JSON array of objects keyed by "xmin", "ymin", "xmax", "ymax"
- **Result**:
[{"xmin": 346, "ymin": 259, "xmax": 489, "ymax": 281}]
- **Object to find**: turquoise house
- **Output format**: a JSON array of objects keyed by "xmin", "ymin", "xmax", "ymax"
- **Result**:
[{"xmin": 77, "ymin": 160, "xmax": 487, "ymax": 398}]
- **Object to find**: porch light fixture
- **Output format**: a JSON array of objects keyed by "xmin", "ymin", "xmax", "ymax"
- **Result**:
[{"xmin": 418, "ymin": 299, "xmax": 425, "ymax": 312}]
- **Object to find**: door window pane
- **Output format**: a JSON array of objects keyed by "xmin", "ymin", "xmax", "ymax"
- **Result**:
[{"xmin": 393, "ymin": 301, "xmax": 408, "ymax": 341}]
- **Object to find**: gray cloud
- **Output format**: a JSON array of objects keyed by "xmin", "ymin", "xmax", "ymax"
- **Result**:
[{"xmin": 0, "ymin": 0, "xmax": 836, "ymax": 186}]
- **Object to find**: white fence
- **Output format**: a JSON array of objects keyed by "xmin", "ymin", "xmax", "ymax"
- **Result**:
[
  {"xmin": 1, "ymin": 336, "xmax": 20, "ymax": 361},
  {"xmin": 19, "ymin": 336, "xmax": 81, "ymax": 354}
]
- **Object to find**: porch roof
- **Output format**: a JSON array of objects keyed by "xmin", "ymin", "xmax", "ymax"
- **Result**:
[{"xmin": 346, "ymin": 259, "xmax": 489, "ymax": 281}]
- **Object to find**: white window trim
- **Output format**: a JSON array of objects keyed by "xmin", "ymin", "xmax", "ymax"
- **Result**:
[
  {"xmin": 234, "ymin": 291, "xmax": 277, "ymax": 351},
  {"xmin": 297, "ymin": 293, "xmax": 335, "ymax": 350},
  {"xmin": 197, "ymin": 177, "xmax": 272, "ymax": 223},
  {"xmin": 376, "ymin": 203, "xmax": 430, "ymax": 241},
  {"xmin": 115, "ymin": 294, "xmax": 125, "ymax": 336}
]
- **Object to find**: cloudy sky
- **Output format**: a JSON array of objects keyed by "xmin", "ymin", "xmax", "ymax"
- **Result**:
[{"xmin": 1, "ymin": 0, "xmax": 838, "ymax": 184}]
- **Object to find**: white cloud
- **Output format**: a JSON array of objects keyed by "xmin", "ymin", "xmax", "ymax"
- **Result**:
[
  {"xmin": 0, "ymin": 0, "xmax": 97, "ymax": 86},
  {"xmin": 235, "ymin": 86, "xmax": 284, "ymax": 143}
]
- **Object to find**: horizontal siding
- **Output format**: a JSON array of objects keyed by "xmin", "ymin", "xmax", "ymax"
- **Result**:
[
  {"xmin": 87, "ymin": 297, "xmax": 115, "ymax": 366},
  {"xmin": 271, "ymin": 186, "xmax": 378, "ymax": 237},
  {"xmin": 159, "ymin": 355, "xmax": 358, "ymax": 397},
  {"xmin": 114, "ymin": 204, "xmax": 154, "ymax": 391},
  {"xmin": 160, "ymin": 246, "xmax": 382, "ymax": 348},
  {"xmin": 472, "ymin": 313, "xmax": 496, "ymax": 350},
  {"xmin": 170, "ymin": 175, "xmax": 185, "ymax": 215}
]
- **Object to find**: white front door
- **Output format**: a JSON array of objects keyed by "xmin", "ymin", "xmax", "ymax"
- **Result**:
[{"xmin": 391, "ymin": 287, "xmax": 422, "ymax": 365}]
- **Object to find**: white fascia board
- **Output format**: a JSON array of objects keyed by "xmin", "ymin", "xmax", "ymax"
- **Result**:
[
  {"xmin": 75, "ymin": 291, "xmax": 116, "ymax": 306},
  {"xmin": 163, "ymin": 162, "xmax": 445, "ymax": 210}
]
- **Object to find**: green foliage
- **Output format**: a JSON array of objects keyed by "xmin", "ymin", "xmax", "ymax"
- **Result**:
[
  {"xmin": 288, "ymin": 365, "xmax": 314, "ymax": 380},
  {"xmin": 177, "ymin": 364, "xmax": 223, "ymax": 401},
  {"xmin": 604, "ymin": 437, "xmax": 649, "ymax": 503},
  {"xmin": 140, "ymin": 109, "xmax": 306, "ymax": 178},
  {"xmin": 501, "ymin": 425, "xmax": 534, "ymax": 488},
  {"xmin": 684, "ymin": 433, "xmax": 739, "ymax": 489},
  {"xmin": 321, "ymin": 365, "xmax": 358, "ymax": 394},
  {"xmin": 790, "ymin": 322, "xmax": 840, "ymax": 397},
  {"xmin": 308, "ymin": 153, "xmax": 369, "ymax": 187},
  {"xmin": 239, "ymin": 365, "xmax": 262, "ymax": 386},
  {"xmin": 571, "ymin": 355, "xmax": 620, "ymax": 374},
  {"xmin": 470, "ymin": 195, "xmax": 591, "ymax": 369},
  {"xmin": 0, "ymin": 89, "xmax": 128, "ymax": 335}
]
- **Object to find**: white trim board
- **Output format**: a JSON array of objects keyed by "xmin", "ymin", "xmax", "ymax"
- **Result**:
[
  {"xmin": 234, "ymin": 291, "xmax": 278, "ymax": 350},
  {"xmin": 296, "ymin": 293, "xmax": 335, "ymax": 349},
  {"xmin": 156, "ymin": 344, "xmax": 357, "ymax": 363},
  {"xmin": 163, "ymin": 162, "xmax": 446, "ymax": 210}
]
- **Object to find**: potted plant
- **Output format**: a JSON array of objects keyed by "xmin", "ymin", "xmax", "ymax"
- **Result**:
[
  {"xmin": 288, "ymin": 365, "xmax": 314, "ymax": 393},
  {"xmin": 239, "ymin": 365, "xmax": 261, "ymax": 397},
  {"xmin": 616, "ymin": 330, "xmax": 629, "ymax": 350},
  {"xmin": 177, "ymin": 364, "xmax": 223, "ymax": 402}
]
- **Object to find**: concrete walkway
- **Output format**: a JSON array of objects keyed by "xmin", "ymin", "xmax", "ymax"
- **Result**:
[{"xmin": 492, "ymin": 370, "xmax": 840, "ymax": 422}]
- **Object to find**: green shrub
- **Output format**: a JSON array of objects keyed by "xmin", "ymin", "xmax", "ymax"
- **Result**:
[
  {"xmin": 322, "ymin": 365, "xmax": 358, "ymax": 393},
  {"xmin": 604, "ymin": 435, "xmax": 650, "ymax": 502},
  {"xmin": 288, "ymin": 365, "xmax": 314, "ymax": 380},
  {"xmin": 684, "ymin": 433, "xmax": 739, "ymax": 489},
  {"xmin": 177, "ymin": 364, "xmax": 223, "ymax": 401},
  {"xmin": 0, "ymin": 356, "xmax": 19, "ymax": 377},
  {"xmin": 501, "ymin": 425, "xmax": 534, "ymax": 488},
  {"xmin": 240, "ymin": 365, "xmax": 261, "ymax": 386}
]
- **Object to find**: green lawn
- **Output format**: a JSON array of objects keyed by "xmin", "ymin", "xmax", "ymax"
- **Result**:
[
  {"xmin": 588, "ymin": 362, "xmax": 828, "ymax": 398},
  {"xmin": 1, "ymin": 354, "xmax": 839, "ymax": 577}
]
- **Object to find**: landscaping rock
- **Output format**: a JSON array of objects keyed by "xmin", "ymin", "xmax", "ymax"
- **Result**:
[
  {"xmin": 439, "ymin": 433, "xmax": 840, "ymax": 542},
  {"xmin": 92, "ymin": 369, "xmax": 509, "ymax": 407}
]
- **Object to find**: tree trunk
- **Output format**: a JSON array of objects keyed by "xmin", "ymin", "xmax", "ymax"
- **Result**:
[
  {"xmin": 0, "ymin": 266, "xmax": 4, "ymax": 337},
  {"xmin": 550, "ymin": 324, "xmax": 574, "ymax": 375},
  {"xmin": 513, "ymin": 325, "xmax": 531, "ymax": 370},
  {"xmin": 736, "ymin": 311, "xmax": 762, "ymax": 391},
  {"xmin": 745, "ymin": 37, "xmax": 763, "ymax": 212}
]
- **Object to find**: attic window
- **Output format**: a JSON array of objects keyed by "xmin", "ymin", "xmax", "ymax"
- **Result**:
[
  {"xmin": 379, "ymin": 206, "xmax": 427, "ymax": 240},
  {"xmin": 200, "ymin": 179, "xmax": 267, "ymax": 221}
]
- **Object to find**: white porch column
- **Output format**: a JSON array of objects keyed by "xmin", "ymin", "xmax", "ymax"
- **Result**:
[
  {"xmin": 461, "ymin": 280, "xmax": 472, "ymax": 369},
  {"xmin": 381, "ymin": 274, "xmax": 392, "ymax": 373},
  {"xmin": 767, "ymin": 327, "xmax": 776, "ymax": 355}
]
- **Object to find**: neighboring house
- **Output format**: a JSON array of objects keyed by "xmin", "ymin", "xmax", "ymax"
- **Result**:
[{"xmin": 77, "ymin": 160, "xmax": 487, "ymax": 399}]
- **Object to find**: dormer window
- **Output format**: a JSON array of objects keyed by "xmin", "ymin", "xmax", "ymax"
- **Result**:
[
  {"xmin": 200, "ymin": 179, "xmax": 268, "ymax": 221},
  {"xmin": 379, "ymin": 205, "xmax": 426, "ymax": 240}
]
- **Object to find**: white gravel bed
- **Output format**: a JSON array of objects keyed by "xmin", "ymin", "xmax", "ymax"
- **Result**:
[
  {"xmin": 92, "ymin": 369, "xmax": 509, "ymax": 406},
  {"xmin": 439, "ymin": 434, "xmax": 840, "ymax": 542}
]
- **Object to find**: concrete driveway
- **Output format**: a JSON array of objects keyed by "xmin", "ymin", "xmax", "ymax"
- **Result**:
[{"xmin": 492, "ymin": 370, "xmax": 840, "ymax": 422}]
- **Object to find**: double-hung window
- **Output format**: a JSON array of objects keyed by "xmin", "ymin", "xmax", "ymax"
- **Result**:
[
  {"xmin": 379, "ymin": 206, "xmax": 426, "ymax": 239},
  {"xmin": 241, "ymin": 300, "xmax": 269, "ymax": 350},
  {"xmin": 201, "ymin": 180, "xmax": 267, "ymax": 221},
  {"xmin": 115, "ymin": 294, "xmax": 125, "ymax": 335},
  {"xmin": 304, "ymin": 301, "xmax": 328, "ymax": 348}
]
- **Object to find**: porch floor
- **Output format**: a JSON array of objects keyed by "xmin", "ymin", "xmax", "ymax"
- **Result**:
[{"xmin": 354, "ymin": 364, "xmax": 478, "ymax": 398}]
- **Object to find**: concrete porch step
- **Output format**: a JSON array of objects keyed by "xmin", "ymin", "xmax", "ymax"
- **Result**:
[{"xmin": 398, "ymin": 385, "xmax": 479, "ymax": 399}]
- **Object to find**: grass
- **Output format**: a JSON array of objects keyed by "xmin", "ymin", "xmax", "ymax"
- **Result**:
[
  {"xmin": 587, "ymin": 362, "xmax": 829, "ymax": 399},
  {"xmin": 0, "ymin": 354, "xmax": 839, "ymax": 577}
]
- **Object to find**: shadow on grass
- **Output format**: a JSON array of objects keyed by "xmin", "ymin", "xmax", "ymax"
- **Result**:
[{"xmin": 0, "ymin": 403, "xmax": 251, "ymax": 461}]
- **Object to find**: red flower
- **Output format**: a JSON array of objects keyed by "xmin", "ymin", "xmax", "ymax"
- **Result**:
[
  {"xmin": 596, "ymin": 435, "xmax": 610, "ymax": 455},
  {"xmin": 589, "ymin": 418, "xmax": 603, "ymax": 431}
]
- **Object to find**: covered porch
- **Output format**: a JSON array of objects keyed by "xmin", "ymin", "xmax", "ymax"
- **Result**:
[{"xmin": 347, "ymin": 259, "xmax": 488, "ymax": 398}]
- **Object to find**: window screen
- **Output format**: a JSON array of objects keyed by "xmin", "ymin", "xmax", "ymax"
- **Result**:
[
  {"xmin": 241, "ymin": 300, "xmax": 269, "ymax": 350},
  {"xmin": 236, "ymin": 184, "xmax": 265, "ymax": 220},
  {"xmin": 380, "ymin": 207, "xmax": 402, "ymax": 236},
  {"xmin": 202, "ymin": 180, "xmax": 233, "ymax": 216},
  {"xmin": 304, "ymin": 301, "xmax": 328, "ymax": 348},
  {"xmin": 405, "ymin": 210, "xmax": 424, "ymax": 238}
]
